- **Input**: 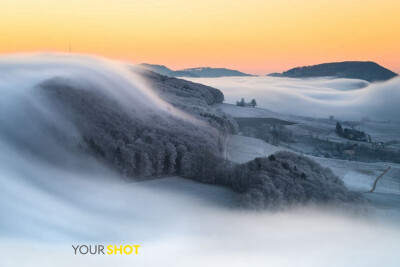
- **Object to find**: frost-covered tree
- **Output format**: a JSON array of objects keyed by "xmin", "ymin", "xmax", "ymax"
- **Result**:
[
  {"xmin": 40, "ymin": 76, "xmax": 228, "ymax": 180},
  {"xmin": 226, "ymin": 151, "xmax": 365, "ymax": 209},
  {"xmin": 336, "ymin": 122, "xmax": 343, "ymax": 136},
  {"xmin": 236, "ymin": 98, "xmax": 246, "ymax": 107},
  {"xmin": 137, "ymin": 152, "xmax": 152, "ymax": 177},
  {"xmin": 164, "ymin": 142, "xmax": 177, "ymax": 174}
]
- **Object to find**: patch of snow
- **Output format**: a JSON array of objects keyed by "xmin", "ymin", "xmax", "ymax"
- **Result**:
[
  {"xmin": 226, "ymin": 135, "xmax": 283, "ymax": 163},
  {"xmin": 342, "ymin": 171, "xmax": 375, "ymax": 191}
]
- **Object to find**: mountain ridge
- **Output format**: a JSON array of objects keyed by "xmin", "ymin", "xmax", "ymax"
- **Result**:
[{"xmin": 139, "ymin": 63, "xmax": 253, "ymax": 78}]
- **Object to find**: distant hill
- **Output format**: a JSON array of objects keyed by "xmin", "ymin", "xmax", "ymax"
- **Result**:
[
  {"xmin": 270, "ymin": 61, "xmax": 398, "ymax": 82},
  {"xmin": 167, "ymin": 70, "xmax": 199, "ymax": 78},
  {"xmin": 139, "ymin": 63, "xmax": 253, "ymax": 78},
  {"xmin": 267, "ymin": 72, "xmax": 284, "ymax": 77},
  {"xmin": 180, "ymin": 67, "xmax": 253, "ymax": 77}
]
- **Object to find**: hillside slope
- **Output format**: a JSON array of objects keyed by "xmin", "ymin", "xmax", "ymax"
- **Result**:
[
  {"xmin": 139, "ymin": 63, "xmax": 173, "ymax": 76},
  {"xmin": 132, "ymin": 67, "xmax": 237, "ymax": 134}
]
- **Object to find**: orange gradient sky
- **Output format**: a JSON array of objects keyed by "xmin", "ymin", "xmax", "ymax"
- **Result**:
[{"xmin": 1, "ymin": 0, "xmax": 399, "ymax": 75}]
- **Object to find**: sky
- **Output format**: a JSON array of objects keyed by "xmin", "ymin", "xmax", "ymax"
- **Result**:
[{"xmin": 1, "ymin": 0, "xmax": 399, "ymax": 75}]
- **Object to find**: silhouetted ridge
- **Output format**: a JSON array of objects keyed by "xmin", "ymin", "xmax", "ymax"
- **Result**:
[{"xmin": 272, "ymin": 61, "xmax": 397, "ymax": 82}]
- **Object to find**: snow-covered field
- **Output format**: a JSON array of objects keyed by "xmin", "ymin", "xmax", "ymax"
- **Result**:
[
  {"xmin": 216, "ymin": 103, "xmax": 400, "ymax": 144},
  {"xmin": 374, "ymin": 167, "xmax": 400, "ymax": 195},
  {"xmin": 226, "ymin": 133, "xmax": 387, "ymax": 183}
]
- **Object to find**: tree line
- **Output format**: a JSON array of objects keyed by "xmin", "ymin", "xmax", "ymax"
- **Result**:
[
  {"xmin": 236, "ymin": 98, "xmax": 257, "ymax": 107},
  {"xmin": 336, "ymin": 122, "xmax": 368, "ymax": 142}
]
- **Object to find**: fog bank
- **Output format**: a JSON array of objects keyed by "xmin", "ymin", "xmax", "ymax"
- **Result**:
[{"xmin": 184, "ymin": 76, "xmax": 400, "ymax": 121}]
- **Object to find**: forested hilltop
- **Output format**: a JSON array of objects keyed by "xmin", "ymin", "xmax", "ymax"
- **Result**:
[{"xmin": 269, "ymin": 61, "xmax": 397, "ymax": 82}]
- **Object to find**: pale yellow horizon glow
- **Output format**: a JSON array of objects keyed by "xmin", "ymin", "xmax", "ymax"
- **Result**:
[{"xmin": 1, "ymin": 0, "xmax": 399, "ymax": 75}]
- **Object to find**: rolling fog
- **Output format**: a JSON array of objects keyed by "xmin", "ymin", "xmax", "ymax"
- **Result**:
[
  {"xmin": 2, "ymin": 166, "xmax": 400, "ymax": 267},
  {"xmin": 0, "ymin": 54, "xmax": 399, "ymax": 267},
  {"xmin": 185, "ymin": 76, "xmax": 400, "ymax": 121}
]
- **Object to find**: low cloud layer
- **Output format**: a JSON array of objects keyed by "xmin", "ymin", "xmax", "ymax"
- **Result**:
[
  {"xmin": 1, "ymin": 166, "xmax": 400, "ymax": 267},
  {"xmin": 185, "ymin": 76, "xmax": 400, "ymax": 121}
]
